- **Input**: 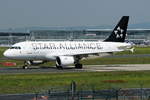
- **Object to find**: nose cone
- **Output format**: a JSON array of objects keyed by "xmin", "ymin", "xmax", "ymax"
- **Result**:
[
  {"xmin": 3, "ymin": 50, "xmax": 14, "ymax": 58},
  {"xmin": 3, "ymin": 49, "xmax": 21, "ymax": 59},
  {"xmin": 3, "ymin": 50, "xmax": 10, "ymax": 58}
]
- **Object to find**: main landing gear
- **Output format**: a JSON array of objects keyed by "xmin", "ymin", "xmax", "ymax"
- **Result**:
[
  {"xmin": 74, "ymin": 58, "xmax": 83, "ymax": 69},
  {"xmin": 75, "ymin": 63, "xmax": 83, "ymax": 69},
  {"xmin": 56, "ymin": 64, "xmax": 63, "ymax": 69}
]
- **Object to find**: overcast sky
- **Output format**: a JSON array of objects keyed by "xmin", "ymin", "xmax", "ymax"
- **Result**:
[{"xmin": 0, "ymin": 0, "xmax": 149, "ymax": 29}]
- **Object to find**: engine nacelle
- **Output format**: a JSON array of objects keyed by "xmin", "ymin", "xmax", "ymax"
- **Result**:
[{"xmin": 56, "ymin": 56, "xmax": 75, "ymax": 66}]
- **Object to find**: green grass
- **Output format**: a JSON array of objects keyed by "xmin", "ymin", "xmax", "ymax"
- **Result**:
[
  {"xmin": 0, "ymin": 47, "xmax": 8, "ymax": 58},
  {"xmin": 116, "ymin": 46, "xmax": 150, "ymax": 55},
  {"xmin": 0, "ymin": 71, "xmax": 150, "ymax": 94}
]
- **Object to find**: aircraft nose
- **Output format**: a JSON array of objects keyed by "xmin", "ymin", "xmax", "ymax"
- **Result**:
[{"xmin": 3, "ymin": 50, "xmax": 10, "ymax": 58}]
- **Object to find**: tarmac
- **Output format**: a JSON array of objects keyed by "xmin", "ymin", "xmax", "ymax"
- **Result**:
[{"xmin": 0, "ymin": 64, "xmax": 150, "ymax": 74}]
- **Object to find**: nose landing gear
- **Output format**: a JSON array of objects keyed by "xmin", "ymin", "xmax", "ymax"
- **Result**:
[{"xmin": 22, "ymin": 61, "xmax": 31, "ymax": 69}]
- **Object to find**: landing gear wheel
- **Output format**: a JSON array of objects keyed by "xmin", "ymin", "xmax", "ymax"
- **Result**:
[
  {"xmin": 56, "ymin": 65, "xmax": 63, "ymax": 69},
  {"xmin": 22, "ymin": 61, "xmax": 29, "ymax": 69},
  {"xmin": 23, "ymin": 65, "xmax": 28, "ymax": 69},
  {"xmin": 75, "ymin": 64, "xmax": 83, "ymax": 69}
]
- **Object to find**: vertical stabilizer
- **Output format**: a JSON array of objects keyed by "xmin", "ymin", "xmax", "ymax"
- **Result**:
[{"xmin": 104, "ymin": 16, "xmax": 129, "ymax": 42}]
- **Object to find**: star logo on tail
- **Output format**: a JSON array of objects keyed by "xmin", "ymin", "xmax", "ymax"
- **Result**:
[{"xmin": 114, "ymin": 26, "xmax": 126, "ymax": 38}]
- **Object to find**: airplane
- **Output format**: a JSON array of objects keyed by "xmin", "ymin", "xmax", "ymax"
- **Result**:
[{"xmin": 3, "ymin": 16, "xmax": 132, "ymax": 69}]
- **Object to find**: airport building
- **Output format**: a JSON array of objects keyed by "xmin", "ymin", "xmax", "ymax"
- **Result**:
[
  {"xmin": 0, "ymin": 29, "xmax": 150, "ymax": 46},
  {"xmin": 31, "ymin": 29, "xmax": 150, "ymax": 44},
  {"xmin": 0, "ymin": 32, "xmax": 29, "ymax": 46}
]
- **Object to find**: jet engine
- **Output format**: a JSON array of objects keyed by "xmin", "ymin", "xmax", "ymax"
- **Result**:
[{"xmin": 56, "ymin": 56, "xmax": 75, "ymax": 68}]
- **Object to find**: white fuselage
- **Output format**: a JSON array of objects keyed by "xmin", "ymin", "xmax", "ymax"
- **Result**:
[{"xmin": 3, "ymin": 41, "xmax": 131, "ymax": 60}]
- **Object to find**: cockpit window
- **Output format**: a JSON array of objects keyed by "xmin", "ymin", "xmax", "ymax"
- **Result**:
[{"xmin": 10, "ymin": 46, "xmax": 21, "ymax": 49}]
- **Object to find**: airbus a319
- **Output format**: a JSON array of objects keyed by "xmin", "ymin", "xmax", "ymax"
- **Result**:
[{"xmin": 3, "ymin": 16, "xmax": 132, "ymax": 69}]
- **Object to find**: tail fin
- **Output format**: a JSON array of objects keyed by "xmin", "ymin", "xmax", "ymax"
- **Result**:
[{"xmin": 104, "ymin": 16, "xmax": 129, "ymax": 42}]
